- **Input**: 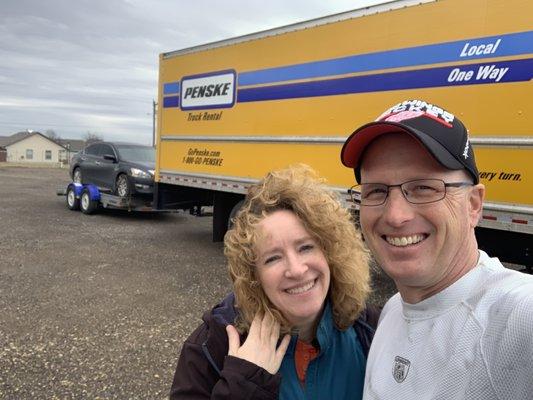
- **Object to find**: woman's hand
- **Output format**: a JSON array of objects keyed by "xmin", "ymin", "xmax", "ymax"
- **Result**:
[{"xmin": 226, "ymin": 312, "xmax": 291, "ymax": 374}]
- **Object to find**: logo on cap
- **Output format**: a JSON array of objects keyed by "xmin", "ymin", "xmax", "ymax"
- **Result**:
[
  {"xmin": 377, "ymin": 100, "xmax": 455, "ymax": 128},
  {"xmin": 463, "ymin": 139, "xmax": 470, "ymax": 159}
]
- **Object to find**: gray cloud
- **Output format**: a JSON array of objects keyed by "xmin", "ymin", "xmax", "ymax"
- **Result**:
[{"xmin": 1, "ymin": 0, "xmax": 383, "ymax": 145}]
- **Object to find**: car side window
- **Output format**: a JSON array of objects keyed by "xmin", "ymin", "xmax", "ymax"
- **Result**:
[
  {"xmin": 85, "ymin": 144, "xmax": 100, "ymax": 156},
  {"xmin": 100, "ymin": 144, "xmax": 115, "ymax": 158}
]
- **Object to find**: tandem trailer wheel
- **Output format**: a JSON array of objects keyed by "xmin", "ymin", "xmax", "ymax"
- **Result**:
[
  {"xmin": 66, "ymin": 186, "xmax": 80, "ymax": 211},
  {"xmin": 80, "ymin": 188, "xmax": 98, "ymax": 214}
]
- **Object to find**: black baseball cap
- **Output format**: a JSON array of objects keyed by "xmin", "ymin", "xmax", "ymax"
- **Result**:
[{"xmin": 340, "ymin": 99, "xmax": 479, "ymax": 184}]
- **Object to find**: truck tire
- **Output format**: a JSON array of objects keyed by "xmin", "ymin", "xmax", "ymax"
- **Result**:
[
  {"xmin": 115, "ymin": 174, "xmax": 131, "ymax": 198},
  {"xmin": 66, "ymin": 186, "xmax": 80, "ymax": 211},
  {"xmin": 227, "ymin": 200, "xmax": 244, "ymax": 230},
  {"xmin": 80, "ymin": 188, "xmax": 98, "ymax": 214},
  {"xmin": 213, "ymin": 193, "xmax": 244, "ymax": 242}
]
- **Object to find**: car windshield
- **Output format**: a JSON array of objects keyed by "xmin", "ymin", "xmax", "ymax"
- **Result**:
[{"xmin": 115, "ymin": 145, "xmax": 155, "ymax": 163}]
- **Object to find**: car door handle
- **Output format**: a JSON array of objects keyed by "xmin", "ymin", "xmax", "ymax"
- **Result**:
[{"xmin": 95, "ymin": 161, "xmax": 101, "ymax": 165}]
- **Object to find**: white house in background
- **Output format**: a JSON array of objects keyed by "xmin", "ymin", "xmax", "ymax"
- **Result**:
[{"xmin": 0, "ymin": 131, "xmax": 68, "ymax": 163}]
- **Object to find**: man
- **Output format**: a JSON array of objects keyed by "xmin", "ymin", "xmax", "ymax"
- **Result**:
[{"xmin": 340, "ymin": 99, "xmax": 533, "ymax": 399}]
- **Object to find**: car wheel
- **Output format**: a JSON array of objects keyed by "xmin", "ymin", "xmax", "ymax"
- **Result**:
[
  {"xmin": 80, "ymin": 188, "xmax": 98, "ymax": 214},
  {"xmin": 66, "ymin": 186, "xmax": 80, "ymax": 211},
  {"xmin": 73, "ymin": 167, "xmax": 82, "ymax": 184},
  {"xmin": 115, "ymin": 174, "xmax": 131, "ymax": 198}
]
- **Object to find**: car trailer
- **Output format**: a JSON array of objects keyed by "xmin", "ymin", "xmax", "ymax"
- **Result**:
[{"xmin": 58, "ymin": 183, "xmax": 159, "ymax": 214}]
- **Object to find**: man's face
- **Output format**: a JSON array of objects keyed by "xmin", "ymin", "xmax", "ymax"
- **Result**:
[{"xmin": 359, "ymin": 133, "xmax": 483, "ymax": 301}]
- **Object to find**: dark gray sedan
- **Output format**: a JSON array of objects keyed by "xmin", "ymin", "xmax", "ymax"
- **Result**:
[{"xmin": 69, "ymin": 142, "xmax": 155, "ymax": 198}]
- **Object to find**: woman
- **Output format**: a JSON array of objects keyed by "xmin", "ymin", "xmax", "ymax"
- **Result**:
[{"xmin": 170, "ymin": 165, "xmax": 379, "ymax": 399}]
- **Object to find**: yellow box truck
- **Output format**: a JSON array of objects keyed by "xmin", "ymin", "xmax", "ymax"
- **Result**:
[{"xmin": 155, "ymin": 0, "xmax": 533, "ymax": 267}]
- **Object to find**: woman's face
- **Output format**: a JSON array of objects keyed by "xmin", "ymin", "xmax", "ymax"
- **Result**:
[{"xmin": 254, "ymin": 209, "xmax": 330, "ymax": 330}]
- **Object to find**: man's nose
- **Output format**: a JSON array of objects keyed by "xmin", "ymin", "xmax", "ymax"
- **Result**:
[
  {"xmin": 381, "ymin": 187, "xmax": 415, "ymax": 227},
  {"xmin": 284, "ymin": 252, "xmax": 308, "ymax": 278}
]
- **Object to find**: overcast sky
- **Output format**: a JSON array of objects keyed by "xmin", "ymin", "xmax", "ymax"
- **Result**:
[{"xmin": 1, "ymin": 0, "xmax": 386, "ymax": 145}]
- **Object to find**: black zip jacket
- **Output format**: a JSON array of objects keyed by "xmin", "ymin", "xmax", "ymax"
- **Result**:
[{"xmin": 169, "ymin": 293, "xmax": 380, "ymax": 399}]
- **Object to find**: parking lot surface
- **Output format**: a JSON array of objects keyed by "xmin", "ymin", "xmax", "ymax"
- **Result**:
[
  {"xmin": 0, "ymin": 166, "xmax": 395, "ymax": 399},
  {"xmin": 1, "ymin": 166, "xmax": 235, "ymax": 399}
]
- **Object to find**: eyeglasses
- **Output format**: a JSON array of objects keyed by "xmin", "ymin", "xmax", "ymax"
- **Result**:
[{"xmin": 349, "ymin": 179, "xmax": 474, "ymax": 206}]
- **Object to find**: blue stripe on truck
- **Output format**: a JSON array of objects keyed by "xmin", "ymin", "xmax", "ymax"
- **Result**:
[
  {"xmin": 163, "ymin": 96, "xmax": 180, "ymax": 108},
  {"xmin": 164, "ymin": 82, "xmax": 180, "ymax": 94},
  {"xmin": 238, "ymin": 30, "xmax": 533, "ymax": 87},
  {"xmin": 237, "ymin": 58, "xmax": 533, "ymax": 103}
]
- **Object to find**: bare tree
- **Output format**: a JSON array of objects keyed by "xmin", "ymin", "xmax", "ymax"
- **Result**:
[
  {"xmin": 83, "ymin": 131, "xmax": 103, "ymax": 145},
  {"xmin": 44, "ymin": 129, "xmax": 61, "ymax": 143}
]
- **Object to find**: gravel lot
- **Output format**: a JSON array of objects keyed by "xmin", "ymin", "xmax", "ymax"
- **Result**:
[
  {"xmin": 2, "ymin": 165, "xmax": 529, "ymax": 398},
  {"xmin": 0, "ymin": 166, "xmax": 395, "ymax": 399},
  {"xmin": 1, "ymin": 166, "xmax": 233, "ymax": 399}
]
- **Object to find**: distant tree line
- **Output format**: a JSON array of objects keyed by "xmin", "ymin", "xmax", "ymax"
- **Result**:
[
  {"xmin": 82, "ymin": 131, "xmax": 104, "ymax": 145},
  {"xmin": 44, "ymin": 129, "xmax": 104, "ymax": 145}
]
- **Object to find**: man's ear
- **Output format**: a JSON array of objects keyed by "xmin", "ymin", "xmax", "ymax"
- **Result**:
[{"xmin": 468, "ymin": 183, "xmax": 485, "ymax": 228}]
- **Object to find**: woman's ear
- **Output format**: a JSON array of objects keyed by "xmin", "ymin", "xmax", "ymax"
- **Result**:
[{"xmin": 468, "ymin": 183, "xmax": 485, "ymax": 228}]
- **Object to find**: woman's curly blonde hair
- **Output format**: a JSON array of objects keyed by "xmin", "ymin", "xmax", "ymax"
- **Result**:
[{"xmin": 224, "ymin": 164, "xmax": 370, "ymax": 335}]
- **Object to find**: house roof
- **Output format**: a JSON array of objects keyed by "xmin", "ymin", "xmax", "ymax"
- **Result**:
[
  {"xmin": 58, "ymin": 139, "xmax": 86, "ymax": 152},
  {"xmin": 0, "ymin": 132, "xmax": 90, "ymax": 152},
  {"xmin": 0, "ymin": 131, "xmax": 35, "ymax": 148},
  {"xmin": 0, "ymin": 131, "xmax": 74, "ymax": 150}
]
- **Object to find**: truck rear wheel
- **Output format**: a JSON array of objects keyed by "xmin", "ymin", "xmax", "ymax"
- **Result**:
[
  {"xmin": 213, "ymin": 192, "xmax": 244, "ymax": 242},
  {"xmin": 80, "ymin": 188, "xmax": 98, "ymax": 214},
  {"xmin": 227, "ymin": 200, "xmax": 244, "ymax": 230}
]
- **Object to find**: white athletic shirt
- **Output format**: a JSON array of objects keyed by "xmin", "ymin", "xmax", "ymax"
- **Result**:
[{"xmin": 363, "ymin": 251, "xmax": 533, "ymax": 400}]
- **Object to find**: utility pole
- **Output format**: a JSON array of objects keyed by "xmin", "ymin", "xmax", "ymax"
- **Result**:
[{"xmin": 152, "ymin": 99, "xmax": 157, "ymax": 148}]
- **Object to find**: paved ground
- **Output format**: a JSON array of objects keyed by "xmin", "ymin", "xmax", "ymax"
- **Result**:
[{"xmin": 0, "ymin": 166, "xmax": 396, "ymax": 399}]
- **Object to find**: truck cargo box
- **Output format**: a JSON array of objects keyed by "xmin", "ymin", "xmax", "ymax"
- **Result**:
[{"xmin": 155, "ymin": 0, "xmax": 533, "ymax": 265}]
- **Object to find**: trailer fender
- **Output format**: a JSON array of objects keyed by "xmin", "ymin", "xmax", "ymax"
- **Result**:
[
  {"xmin": 67, "ymin": 182, "xmax": 84, "ymax": 198},
  {"xmin": 84, "ymin": 184, "xmax": 101, "ymax": 202}
]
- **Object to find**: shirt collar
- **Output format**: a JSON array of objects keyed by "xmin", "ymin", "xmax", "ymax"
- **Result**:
[
  {"xmin": 286, "ymin": 300, "xmax": 335, "ymax": 355},
  {"xmin": 401, "ymin": 250, "xmax": 500, "ymax": 320}
]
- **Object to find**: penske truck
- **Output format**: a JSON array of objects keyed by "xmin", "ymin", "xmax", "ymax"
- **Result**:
[{"xmin": 154, "ymin": 0, "xmax": 533, "ymax": 267}]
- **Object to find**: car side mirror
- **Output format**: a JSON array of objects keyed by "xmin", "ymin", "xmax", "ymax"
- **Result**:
[{"xmin": 103, "ymin": 154, "xmax": 117, "ymax": 163}]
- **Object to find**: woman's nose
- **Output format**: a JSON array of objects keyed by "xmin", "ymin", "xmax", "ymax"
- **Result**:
[{"xmin": 284, "ymin": 252, "xmax": 308, "ymax": 278}]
